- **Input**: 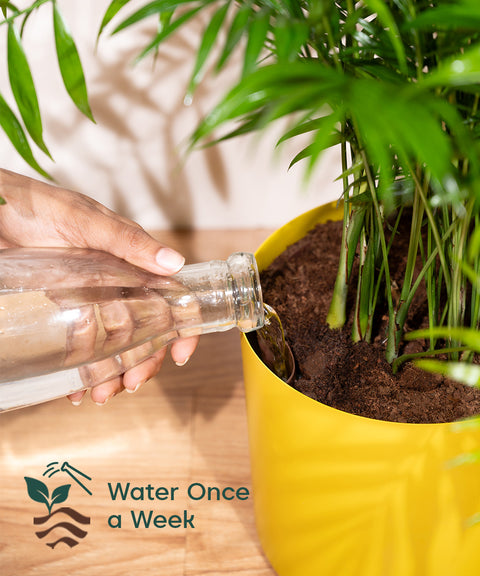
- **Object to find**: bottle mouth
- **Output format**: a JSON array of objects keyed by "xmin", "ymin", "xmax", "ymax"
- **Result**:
[{"xmin": 227, "ymin": 252, "xmax": 264, "ymax": 333}]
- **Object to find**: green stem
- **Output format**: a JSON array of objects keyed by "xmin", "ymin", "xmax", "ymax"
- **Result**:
[
  {"xmin": 368, "ymin": 206, "xmax": 404, "ymax": 344},
  {"xmin": 360, "ymin": 150, "xmax": 396, "ymax": 362},
  {"xmin": 410, "ymin": 167, "xmax": 451, "ymax": 296},
  {"xmin": 448, "ymin": 198, "xmax": 475, "ymax": 358},
  {"xmin": 392, "ymin": 346, "xmax": 468, "ymax": 374},
  {"xmin": 397, "ymin": 221, "xmax": 456, "ymax": 333},
  {"xmin": 397, "ymin": 181, "xmax": 424, "ymax": 315},
  {"xmin": 352, "ymin": 226, "xmax": 367, "ymax": 342},
  {"xmin": 322, "ymin": 15, "xmax": 341, "ymax": 71},
  {"xmin": 472, "ymin": 214, "xmax": 480, "ymax": 331},
  {"xmin": 326, "ymin": 138, "xmax": 350, "ymax": 330}
]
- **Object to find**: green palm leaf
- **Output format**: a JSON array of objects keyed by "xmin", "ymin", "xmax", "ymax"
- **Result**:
[
  {"xmin": 191, "ymin": 62, "xmax": 348, "ymax": 143},
  {"xmin": 411, "ymin": 0, "xmax": 480, "ymax": 32},
  {"xmin": 415, "ymin": 359, "xmax": 480, "ymax": 388},
  {"xmin": 134, "ymin": 4, "xmax": 207, "ymax": 61},
  {"xmin": 0, "ymin": 92, "xmax": 50, "ymax": 179},
  {"xmin": 7, "ymin": 22, "xmax": 50, "ymax": 157},
  {"xmin": 215, "ymin": 4, "xmax": 251, "ymax": 71},
  {"xmin": 111, "ymin": 0, "xmax": 205, "ymax": 35},
  {"xmin": 97, "ymin": 0, "xmax": 133, "ymax": 38},
  {"xmin": 53, "ymin": 2, "xmax": 94, "ymax": 121},
  {"xmin": 363, "ymin": 0, "xmax": 408, "ymax": 75},
  {"xmin": 186, "ymin": 2, "xmax": 231, "ymax": 101},
  {"xmin": 409, "ymin": 327, "xmax": 480, "ymax": 353},
  {"xmin": 242, "ymin": 9, "xmax": 270, "ymax": 77}
]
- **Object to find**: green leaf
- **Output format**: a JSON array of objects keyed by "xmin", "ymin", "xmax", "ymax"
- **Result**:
[
  {"xmin": 423, "ymin": 43, "xmax": 480, "ymax": 88},
  {"xmin": 7, "ymin": 23, "xmax": 51, "ymax": 157},
  {"xmin": 191, "ymin": 62, "xmax": 347, "ymax": 144},
  {"xmin": 414, "ymin": 359, "xmax": 480, "ymax": 388},
  {"xmin": 243, "ymin": 9, "xmax": 270, "ymax": 77},
  {"xmin": 273, "ymin": 17, "xmax": 308, "ymax": 63},
  {"xmin": 150, "ymin": 10, "xmax": 174, "ymax": 64},
  {"xmin": 135, "ymin": 5, "xmax": 205, "ymax": 61},
  {"xmin": 305, "ymin": 108, "xmax": 344, "ymax": 177},
  {"xmin": 111, "ymin": 0, "xmax": 168, "ymax": 32},
  {"xmin": 466, "ymin": 513, "xmax": 480, "ymax": 528},
  {"xmin": 97, "ymin": 0, "xmax": 132, "ymax": 38},
  {"xmin": 24, "ymin": 477, "xmax": 50, "ymax": 510},
  {"xmin": 460, "ymin": 261, "xmax": 480, "ymax": 289},
  {"xmin": 349, "ymin": 80, "xmax": 454, "ymax": 192},
  {"xmin": 186, "ymin": 2, "xmax": 230, "ymax": 101},
  {"xmin": 53, "ymin": 2, "xmax": 94, "ymax": 121},
  {"xmin": 451, "ymin": 417, "xmax": 480, "ymax": 433},
  {"xmin": 277, "ymin": 117, "xmax": 334, "ymax": 147},
  {"xmin": 288, "ymin": 110, "xmax": 343, "ymax": 174},
  {"xmin": 51, "ymin": 484, "xmax": 71, "ymax": 507},
  {"xmin": 362, "ymin": 0, "xmax": 408, "ymax": 75},
  {"xmin": 216, "ymin": 5, "xmax": 251, "ymax": 71},
  {"xmin": 411, "ymin": 2, "xmax": 480, "ymax": 32},
  {"xmin": 408, "ymin": 327, "xmax": 480, "ymax": 353},
  {"xmin": 111, "ymin": 0, "xmax": 202, "ymax": 34},
  {"xmin": 468, "ymin": 226, "xmax": 480, "ymax": 262},
  {"xmin": 0, "ymin": 92, "xmax": 51, "ymax": 179},
  {"xmin": 447, "ymin": 450, "xmax": 480, "ymax": 468}
]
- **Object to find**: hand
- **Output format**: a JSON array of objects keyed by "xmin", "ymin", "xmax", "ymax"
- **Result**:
[{"xmin": 0, "ymin": 169, "xmax": 199, "ymax": 405}]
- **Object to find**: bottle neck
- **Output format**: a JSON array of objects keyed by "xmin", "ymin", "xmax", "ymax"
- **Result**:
[
  {"xmin": 226, "ymin": 252, "xmax": 264, "ymax": 332},
  {"xmin": 173, "ymin": 252, "xmax": 264, "ymax": 334}
]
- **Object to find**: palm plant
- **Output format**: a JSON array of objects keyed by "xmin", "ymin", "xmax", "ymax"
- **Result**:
[
  {"xmin": 100, "ymin": 0, "xmax": 480, "ymax": 387},
  {"xmin": 2, "ymin": 0, "xmax": 480, "ymax": 388}
]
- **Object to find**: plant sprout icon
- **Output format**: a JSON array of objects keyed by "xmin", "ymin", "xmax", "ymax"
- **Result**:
[{"xmin": 43, "ymin": 462, "xmax": 92, "ymax": 496}]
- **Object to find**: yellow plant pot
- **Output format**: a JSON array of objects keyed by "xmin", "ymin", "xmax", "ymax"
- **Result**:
[{"xmin": 241, "ymin": 203, "xmax": 480, "ymax": 576}]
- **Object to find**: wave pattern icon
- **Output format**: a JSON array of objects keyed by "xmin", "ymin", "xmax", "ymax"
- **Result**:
[
  {"xmin": 25, "ymin": 465, "xmax": 92, "ymax": 550},
  {"xmin": 33, "ymin": 506, "xmax": 91, "ymax": 548}
]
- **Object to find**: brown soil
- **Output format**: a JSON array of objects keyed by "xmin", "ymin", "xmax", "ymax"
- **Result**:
[{"xmin": 256, "ymin": 218, "xmax": 480, "ymax": 424}]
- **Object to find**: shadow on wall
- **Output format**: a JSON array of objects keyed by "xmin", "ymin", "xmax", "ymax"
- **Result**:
[{"xmin": 47, "ymin": 15, "xmax": 234, "ymax": 230}]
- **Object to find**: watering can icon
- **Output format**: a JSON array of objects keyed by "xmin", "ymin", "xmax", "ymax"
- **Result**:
[{"xmin": 43, "ymin": 461, "xmax": 92, "ymax": 495}]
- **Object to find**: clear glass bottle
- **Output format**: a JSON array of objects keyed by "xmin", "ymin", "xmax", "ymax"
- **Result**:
[{"xmin": 0, "ymin": 248, "xmax": 264, "ymax": 411}]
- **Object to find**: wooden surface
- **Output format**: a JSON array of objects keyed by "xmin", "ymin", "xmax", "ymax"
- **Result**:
[{"xmin": 0, "ymin": 229, "xmax": 278, "ymax": 576}]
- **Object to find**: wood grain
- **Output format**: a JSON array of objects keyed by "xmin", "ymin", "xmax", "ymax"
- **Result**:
[{"xmin": 0, "ymin": 230, "xmax": 277, "ymax": 576}]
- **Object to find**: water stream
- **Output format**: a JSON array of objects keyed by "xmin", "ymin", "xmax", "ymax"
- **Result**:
[{"xmin": 255, "ymin": 304, "xmax": 295, "ymax": 383}]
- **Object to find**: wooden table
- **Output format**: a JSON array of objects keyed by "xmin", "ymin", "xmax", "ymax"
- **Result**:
[{"xmin": 0, "ymin": 230, "xmax": 278, "ymax": 576}]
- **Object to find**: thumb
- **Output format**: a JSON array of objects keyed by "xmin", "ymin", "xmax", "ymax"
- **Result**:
[{"xmin": 90, "ymin": 221, "xmax": 185, "ymax": 276}]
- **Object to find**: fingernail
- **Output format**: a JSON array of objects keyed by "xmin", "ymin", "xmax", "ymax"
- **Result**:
[
  {"xmin": 126, "ymin": 381, "xmax": 145, "ymax": 394},
  {"xmin": 71, "ymin": 399, "xmax": 83, "ymax": 407},
  {"xmin": 175, "ymin": 356, "xmax": 190, "ymax": 367},
  {"xmin": 95, "ymin": 393, "xmax": 114, "ymax": 406},
  {"xmin": 156, "ymin": 248, "xmax": 185, "ymax": 273}
]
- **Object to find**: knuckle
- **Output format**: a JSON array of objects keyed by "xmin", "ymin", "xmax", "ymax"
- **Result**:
[{"xmin": 122, "ymin": 226, "xmax": 150, "ymax": 252}]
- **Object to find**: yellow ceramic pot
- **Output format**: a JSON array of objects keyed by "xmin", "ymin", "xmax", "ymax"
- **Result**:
[{"xmin": 241, "ymin": 203, "xmax": 480, "ymax": 576}]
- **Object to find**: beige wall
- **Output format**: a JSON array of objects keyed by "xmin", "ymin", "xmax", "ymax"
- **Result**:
[{"xmin": 0, "ymin": 0, "xmax": 342, "ymax": 230}]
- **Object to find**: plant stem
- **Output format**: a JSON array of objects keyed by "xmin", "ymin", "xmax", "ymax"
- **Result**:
[
  {"xmin": 326, "ymin": 138, "xmax": 350, "ymax": 329},
  {"xmin": 392, "ymin": 346, "xmax": 468, "ymax": 374},
  {"xmin": 360, "ymin": 150, "xmax": 396, "ymax": 362},
  {"xmin": 448, "ymin": 198, "xmax": 475, "ymax": 358},
  {"xmin": 472, "ymin": 214, "xmax": 480, "ymax": 331},
  {"xmin": 410, "ymin": 167, "xmax": 451, "ymax": 295}
]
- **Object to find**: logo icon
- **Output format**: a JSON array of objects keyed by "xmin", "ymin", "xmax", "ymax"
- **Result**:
[{"xmin": 25, "ymin": 461, "xmax": 92, "ymax": 549}]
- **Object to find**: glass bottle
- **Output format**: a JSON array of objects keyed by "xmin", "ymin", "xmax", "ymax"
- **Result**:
[{"xmin": 0, "ymin": 248, "xmax": 264, "ymax": 411}]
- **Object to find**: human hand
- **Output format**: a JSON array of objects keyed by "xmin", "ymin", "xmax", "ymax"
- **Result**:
[{"xmin": 0, "ymin": 169, "xmax": 199, "ymax": 405}]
